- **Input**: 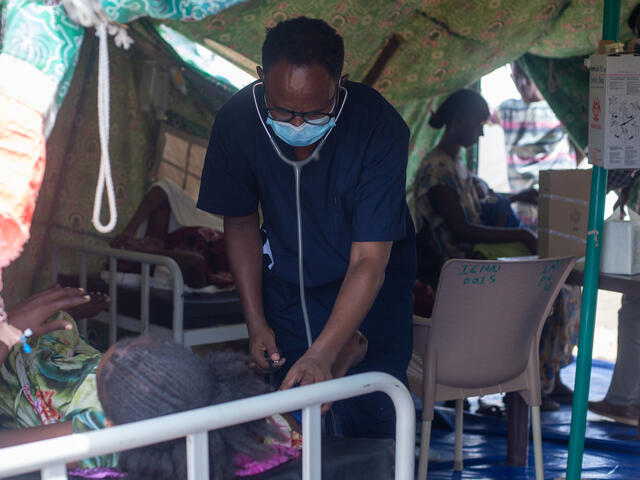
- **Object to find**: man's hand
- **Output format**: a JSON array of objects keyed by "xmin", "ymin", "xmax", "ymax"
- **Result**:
[
  {"xmin": 281, "ymin": 351, "xmax": 334, "ymax": 413},
  {"xmin": 249, "ymin": 323, "xmax": 285, "ymax": 371},
  {"xmin": 7, "ymin": 286, "xmax": 90, "ymax": 337},
  {"xmin": 280, "ymin": 350, "xmax": 332, "ymax": 389}
]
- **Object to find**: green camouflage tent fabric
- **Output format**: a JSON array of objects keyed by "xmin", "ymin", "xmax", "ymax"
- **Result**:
[
  {"xmin": 161, "ymin": 0, "xmax": 639, "ymax": 198},
  {"xmin": 5, "ymin": 0, "xmax": 640, "ymax": 303},
  {"xmin": 163, "ymin": 0, "xmax": 639, "ymax": 105},
  {"xmin": 519, "ymin": 54, "xmax": 591, "ymax": 150}
]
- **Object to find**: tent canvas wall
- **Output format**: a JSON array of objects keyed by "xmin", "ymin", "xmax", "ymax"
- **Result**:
[{"xmin": 3, "ymin": 0, "xmax": 640, "ymax": 306}]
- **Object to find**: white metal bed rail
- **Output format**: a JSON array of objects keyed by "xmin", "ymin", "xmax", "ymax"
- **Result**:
[
  {"xmin": 0, "ymin": 372, "xmax": 415, "ymax": 480},
  {"xmin": 52, "ymin": 243, "xmax": 185, "ymax": 344}
]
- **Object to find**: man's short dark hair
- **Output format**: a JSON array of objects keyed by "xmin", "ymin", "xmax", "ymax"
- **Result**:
[{"xmin": 262, "ymin": 17, "xmax": 344, "ymax": 79}]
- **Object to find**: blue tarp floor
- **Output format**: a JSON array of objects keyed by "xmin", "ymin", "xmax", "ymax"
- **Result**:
[{"xmin": 420, "ymin": 359, "xmax": 640, "ymax": 479}]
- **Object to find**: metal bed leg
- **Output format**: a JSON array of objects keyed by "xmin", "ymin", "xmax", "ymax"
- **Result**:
[
  {"xmin": 186, "ymin": 431, "xmax": 209, "ymax": 480},
  {"xmin": 302, "ymin": 405, "xmax": 322, "ymax": 480},
  {"xmin": 42, "ymin": 464, "xmax": 67, "ymax": 480},
  {"xmin": 108, "ymin": 256, "xmax": 118, "ymax": 346},
  {"xmin": 141, "ymin": 263, "xmax": 150, "ymax": 335},
  {"xmin": 172, "ymin": 275, "xmax": 184, "ymax": 344},
  {"xmin": 79, "ymin": 253, "xmax": 88, "ymax": 336}
]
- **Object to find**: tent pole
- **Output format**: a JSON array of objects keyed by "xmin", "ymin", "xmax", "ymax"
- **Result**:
[{"xmin": 565, "ymin": 1, "xmax": 619, "ymax": 479}]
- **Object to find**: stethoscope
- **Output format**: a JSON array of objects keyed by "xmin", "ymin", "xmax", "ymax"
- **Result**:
[{"xmin": 252, "ymin": 81, "xmax": 348, "ymax": 349}]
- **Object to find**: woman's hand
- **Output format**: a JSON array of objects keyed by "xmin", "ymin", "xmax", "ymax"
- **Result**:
[{"xmin": 7, "ymin": 286, "xmax": 90, "ymax": 337}]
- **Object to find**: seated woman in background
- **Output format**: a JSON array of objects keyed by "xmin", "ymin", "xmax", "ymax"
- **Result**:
[
  {"xmin": 413, "ymin": 89, "xmax": 536, "ymax": 288},
  {"xmin": 412, "ymin": 89, "xmax": 579, "ymax": 411},
  {"xmin": 111, "ymin": 177, "xmax": 232, "ymax": 289},
  {"xmin": 0, "ymin": 288, "xmax": 367, "ymax": 478}
]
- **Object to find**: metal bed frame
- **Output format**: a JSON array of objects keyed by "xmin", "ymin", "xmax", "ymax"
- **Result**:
[
  {"xmin": 0, "ymin": 372, "xmax": 415, "ymax": 480},
  {"xmin": 52, "ymin": 244, "xmax": 248, "ymax": 347}
]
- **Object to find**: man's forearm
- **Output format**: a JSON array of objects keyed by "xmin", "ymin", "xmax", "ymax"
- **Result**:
[
  {"xmin": 223, "ymin": 214, "xmax": 268, "ymax": 330},
  {"xmin": 309, "ymin": 257, "xmax": 386, "ymax": 365}
]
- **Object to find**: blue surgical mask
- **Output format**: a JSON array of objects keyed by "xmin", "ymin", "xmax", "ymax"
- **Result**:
[{"xmin": 266, "ymin": 117, "xmax": 336, "ymax": 147}]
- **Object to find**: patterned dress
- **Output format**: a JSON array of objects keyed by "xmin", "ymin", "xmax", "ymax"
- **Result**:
[
  {"xmin": 413, "ymin": 148, "xmax": 483, "ymax": 284},
  {"xmin": 0, "ymin": 313, "xmax": 301, "ymax": 476},
  {"xmin": 0, "ymin": 312, "xmax": 116, "ymax": 468}
]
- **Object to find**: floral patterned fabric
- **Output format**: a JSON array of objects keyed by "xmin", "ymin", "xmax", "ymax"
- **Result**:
[
  {"xmin": 413, "ymin": 148, "xmax": 482, "ymax": 269},
  {"xmin": 1, "ymin": 0, "xmax": 85, "ymax": 121},
  {"xmin": 528, "ymin": 0, "xmax": 639, "ymax": 58},
  {"xmin": 163, "ymin": 0, "xmax": 639, "ymax": 106},
  {"xmin": 0, "ymin": 313, "xmax": 301, "ymax": 473},
  {"xmin": 0, "ymin": 313, "xmax": 115, "ymax": 468},
  {"xmin": 101, "ymin": 0, "xmax": 248, "ymax": 24},
  {"xmin": 235, "ymin": 414, "xmax": 302, "ymax": 477}
]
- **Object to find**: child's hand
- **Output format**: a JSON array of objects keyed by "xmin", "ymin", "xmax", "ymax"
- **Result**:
[{"xmin": 7, "ymin": 286, "xmax": 90, "ymax": 337}]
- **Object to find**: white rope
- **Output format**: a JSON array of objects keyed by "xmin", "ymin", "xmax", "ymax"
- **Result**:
[
  {"xmin": 62, "ymin": 0, "xmax": 133, "ymax": 234},
  {"xmin": 91, "ymin": 24, "xmax": 117, "ymax": 233}
]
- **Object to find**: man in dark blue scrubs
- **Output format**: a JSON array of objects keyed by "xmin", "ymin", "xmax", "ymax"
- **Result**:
[{"xmin": 198, "ymin": 17, "xmax": 416, "ymax": 437}]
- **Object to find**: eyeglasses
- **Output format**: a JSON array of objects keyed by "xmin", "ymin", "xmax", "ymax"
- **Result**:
[
  {"xmin": 263, "ymin": 88, "xmax": 339, "ymax": 125},
  {"xmin": 265, "ymin": 107, "xmax": 337, "ymax": 125}
]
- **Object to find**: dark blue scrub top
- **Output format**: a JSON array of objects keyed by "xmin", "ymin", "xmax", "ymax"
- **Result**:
[{"xmin": 197, "ymin": 80, "xmax": 416, "ymax": 320}]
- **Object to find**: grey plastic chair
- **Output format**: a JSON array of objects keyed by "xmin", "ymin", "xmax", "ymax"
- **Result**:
[{"xmin": 414, "ymin": 256, "xmax": 576, "ymax": 480}]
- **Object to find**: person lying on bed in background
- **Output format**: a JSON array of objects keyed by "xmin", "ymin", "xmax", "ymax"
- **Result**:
[
  {"xmin": 110, "ymin": 177, "xmax": 233, "ymax": 289},
  {"xmin": 0, "ymin": 288, "xmax": 367, "ymax": 478}
]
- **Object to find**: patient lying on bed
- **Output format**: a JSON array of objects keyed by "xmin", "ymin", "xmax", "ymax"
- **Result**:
[
  {"xmin": 111, "ymin": 177, "xmax": 232, "ymax": 289},
  {"xmin": 0, "ymin": 288, "xmax": 367, "ymax": 478}
]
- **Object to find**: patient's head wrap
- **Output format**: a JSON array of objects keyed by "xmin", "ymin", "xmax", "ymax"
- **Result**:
[{"xmin": 96, "ymin": 337, "xmax": 282, "ymax": 480}]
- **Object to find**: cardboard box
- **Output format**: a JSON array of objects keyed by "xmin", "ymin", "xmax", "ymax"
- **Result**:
[
  {"xmin": 601, "ymin": 210, "xmax": 640, "ymax": 274},
  {"xmin": 538, "ymin": 169, "xmax": 592, "ymax": 259},
  {"xmin": 588, "ymin": 53, "xmax": 640, "ymax": 169}
]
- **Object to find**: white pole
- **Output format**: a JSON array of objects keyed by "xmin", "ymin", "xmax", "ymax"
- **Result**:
[
  {"xmin": 302, "ymin": 405, "xmax": 322, "ymax": 480},
  {"xmin": 186, "ymin": 431, "xmax": 209, "ymax": 480},
  {"xmin": 41, "ymin": 464, "xmax": 67, "ymax": 480}
]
